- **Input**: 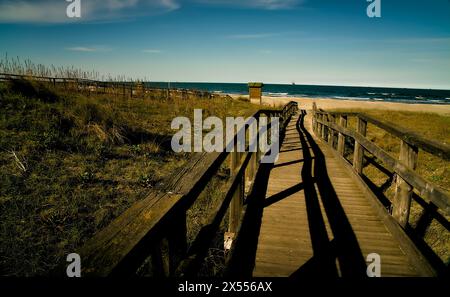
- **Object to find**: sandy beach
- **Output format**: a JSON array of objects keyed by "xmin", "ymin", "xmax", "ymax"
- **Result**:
[{"xmin": 231, "ymin": 95, "xmax": 450, "ymax": 115}]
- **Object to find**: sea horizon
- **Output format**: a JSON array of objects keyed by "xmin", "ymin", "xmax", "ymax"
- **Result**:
[
  {"xmin": 145, "ymin": 82, "xmax": 450, "ymax": 105},
  {"xmin": 149, "ymin": 81, "xmax": 450, "ymax": 91}
]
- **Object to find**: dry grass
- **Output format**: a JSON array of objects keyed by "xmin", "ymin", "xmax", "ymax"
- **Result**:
[{"xmin": 0, "ymin": 79, "xmax": 258, "ymax": 276}]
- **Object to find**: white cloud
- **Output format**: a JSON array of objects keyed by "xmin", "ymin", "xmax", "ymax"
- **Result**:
[
  {"xmin": 142, "ymin": 49, "xmax": 162, "ymax": 53},
  {"xmin": 161, "ymin": 0, "xmax": 180, "ymax": 10},
  {"xmin": 0, "ymin": 0, "xmax": 303, "ymax": 23},
  {"xmin": 66, "ymin": 46, "xmax": 111, "ymax": 52},
  {"xmin": 0, "ymin": 0, "xmax": 179, "ymax": 23},
  {"xmin": 386, "ymin": 37, "xmax": 450, "ymax": 44},
  {"xmin": 0, "ymin": 1, "xmax": 68, "ymax": 23},
  {"xmin": 227, "ymin": 33, "xmax": 280, "ymax": 39},
  {"xmin": 194, "ymin": 0, "xmax": 303, "ymax": 10}
]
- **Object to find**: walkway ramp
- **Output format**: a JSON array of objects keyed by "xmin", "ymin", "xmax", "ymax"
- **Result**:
[{"xmin": 250, "ymin": 112, "xmax": 422, "ymax": 277}]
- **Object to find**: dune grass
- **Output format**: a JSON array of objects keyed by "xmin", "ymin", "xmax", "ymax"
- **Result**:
[
  {"xmin": 0, "ymin": 79, "xmax": 258, "ymax": 276},
  {"xmin": 330, "ymin": 108, "xmax": 450, "ymax": 265}
]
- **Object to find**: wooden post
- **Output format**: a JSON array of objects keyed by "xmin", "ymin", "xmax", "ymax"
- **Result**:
[
  {"xmin": 353, "ymin": 117, "xmax": 367, "ymax": 174},
  {"xmin": 229, "ymin": 144, "xmax": 244, "ymax": 235},
  {"xmin": 392, "ymin": 141, "xmax": 418, "ymax": 227},
  {"xmin": 256, "ymin": 116, "xmax": 262, "ymax": 166},
  {"xmin": 337, "ymin": 115, "xmax": 347, "ymax": 156},
  {"xmin": 328, "ymin": 115, "xmax": 334, "ymax": 147},
  {"xmin": 152, "ymin": 238, "xmax": 170, "ymax": 277},
  {"xmin": 247, "ymin": 151, "xmax": 256, "ymax": 189},
  {"xmin": 312, "ymin": 103, "xmax": 317, "ymax": 133},
  {"xmin": 315, "ymin": 113, "xmax": 319, "ymax": 133},
  {"xmin": 167, "ymin": 212, "xmax": 187, "ymax": 276},
  {"xmin": 321, "ymin": 114, "xmax": 326, "ymax": 140},
  {"xmin": 316, "ymin": 114, "xmax": 320, "ymax": 136},
  {"xmin": 328, "ymin": 115, "xmax": 335, "ymax": 147}
]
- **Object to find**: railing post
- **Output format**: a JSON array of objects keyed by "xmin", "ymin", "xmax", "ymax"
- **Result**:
[
  {"xmin": 246, "ymin": 152, "xmax": 255, "ymax": 192},
  {"xmin": 337, "ymin": 115, "xmax": 347, "ymax": 156},
  {"xmin": 229, "ymin": 145, "xmax": 244, "ymax": 235},
  {"xmin": 151, "ymin": 238, "xmax": 170, "ymax": 277},
  {"xmin": 328, "ymin": 115, "xmax": 335, "ymax": 147},
  {"xmin": 353, "ymin": 117, "xmax": 367, "ymax": 174},
  {"xmin": 246, "ymin": 123, "xmax": 256, "ymax": 191},
  {"xmin": 316, "ymin": 114, "xmax": 320, "ymax": 137},
  {"xmin": 256, "ymin": 114, "xmax": 262, "ymax": 168},
  {"xmin": 321, "ymin": 114, "xmax": 325, "ymax": 138},
  {"xmin": 312, "ymin": 103, "xmax": 317, "ymax": 133},
  {"xmin": 392, "ymin": 141, "xmax": 418, "ymax": 227},
  {"xmin": 322, "ymin": 114, "xmax": 328, "ymax": 140},
  {"xmin": 167, "ymin": 211, "xmax": 187, "ymax": 276}
]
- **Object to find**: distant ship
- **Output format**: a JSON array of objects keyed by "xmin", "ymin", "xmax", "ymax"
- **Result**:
[{"xmin": 291, "ymin": 82, "xmax": 296, "ymax": 86}]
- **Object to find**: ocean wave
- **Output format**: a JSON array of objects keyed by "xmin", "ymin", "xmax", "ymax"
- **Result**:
[
  {"xmin": 333, "ymin": 96, "xmax": 372, "ymax": 101},
  {"xmin": 264, "ymin": 92, "xmax": 289, "ymax": 97}
]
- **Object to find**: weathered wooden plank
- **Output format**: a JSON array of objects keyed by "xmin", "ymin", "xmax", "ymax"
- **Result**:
[
  {"xmin": 252, "ymin": 111, "xmax": 428, "ymax": 277},
  {"xmin": 317, "ymin": 110, "xmax": 450, "ymax": 160},
  {"xmin": 74, "ymin": 101, "xmax": 299, "ymax": 277},
  {"xmin": 392, "ymin": 140, "xmax": 418, "ymax": 227},
  {"xmin": 353, "ymin": 116, "xmax": 367, "ymax": 174},
  {"xmin": 315, "ymin": 117, "xmax": 450, "ymax": 215},
  {"xmin": 337, "ymin": 115, "xmax": 347, "ymax": 156}
]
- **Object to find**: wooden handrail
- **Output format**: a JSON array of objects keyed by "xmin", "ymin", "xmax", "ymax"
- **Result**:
[
  {"xmin": 312, "ymin": 104, "xmax": 449, "ymax": 270},
  {"xmin": 312, "ymin": 103, "xmax": 450, "ymax": 223},
  {"xmin": 65, "ymin": 101, "xmax": 298, "ymax": 277},
  {"xmin": 314, "ymin": 110, "xmax": 450, "ymax": 160},
  {"xmin": 0, "ymin": 72, "xmax": 223, "ymax": 100},
  {"xmin": 316, "ymin": 117, "xmax": 450, "ymax": 214}
]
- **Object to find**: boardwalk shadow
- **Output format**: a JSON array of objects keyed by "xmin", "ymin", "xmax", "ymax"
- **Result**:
[
  {"xmin": 225, "ymin": 161, "xmax": 273, "ymax": 278},
  {"xmin": 290, "ymin": 110, "xmax": 367, "ymax": 278},
  {"xmin": 226, "ymin": 117, "xmax": 297, "ymax": 277},
  {"xmin": 227, "ymin": 111, "xmax": 367, "ymax": 278}
]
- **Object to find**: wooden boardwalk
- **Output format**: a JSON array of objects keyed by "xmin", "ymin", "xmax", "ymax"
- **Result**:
[
  {"xmin": 251, "ymin": 112, "xmax": 422, "ymax": 277},
  {"xmin": 78, "ymin": 101, "xmax": 446, "ymax": 277}
]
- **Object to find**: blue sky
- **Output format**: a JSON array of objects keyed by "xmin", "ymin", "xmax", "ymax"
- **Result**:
[{"xmin": 0, "ymin": 0, "xmax": 449, "ymax": 89}]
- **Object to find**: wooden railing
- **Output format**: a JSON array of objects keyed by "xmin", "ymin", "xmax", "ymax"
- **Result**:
[
  {"xmin": 66, "ymin": 101, "xmax": 298, "ymax": 277},
  {"xmin": 0, "ymin": 72, "xmax": 225, "ymax": 100},
  {"xmin": 311, "ymin": 103, "xmax": 450, "ymax": 269}
]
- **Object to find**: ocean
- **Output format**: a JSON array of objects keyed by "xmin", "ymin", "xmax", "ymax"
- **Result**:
[{"xmin": 145, "ymin": 82, "xmax": 450, "ymax": 105}]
